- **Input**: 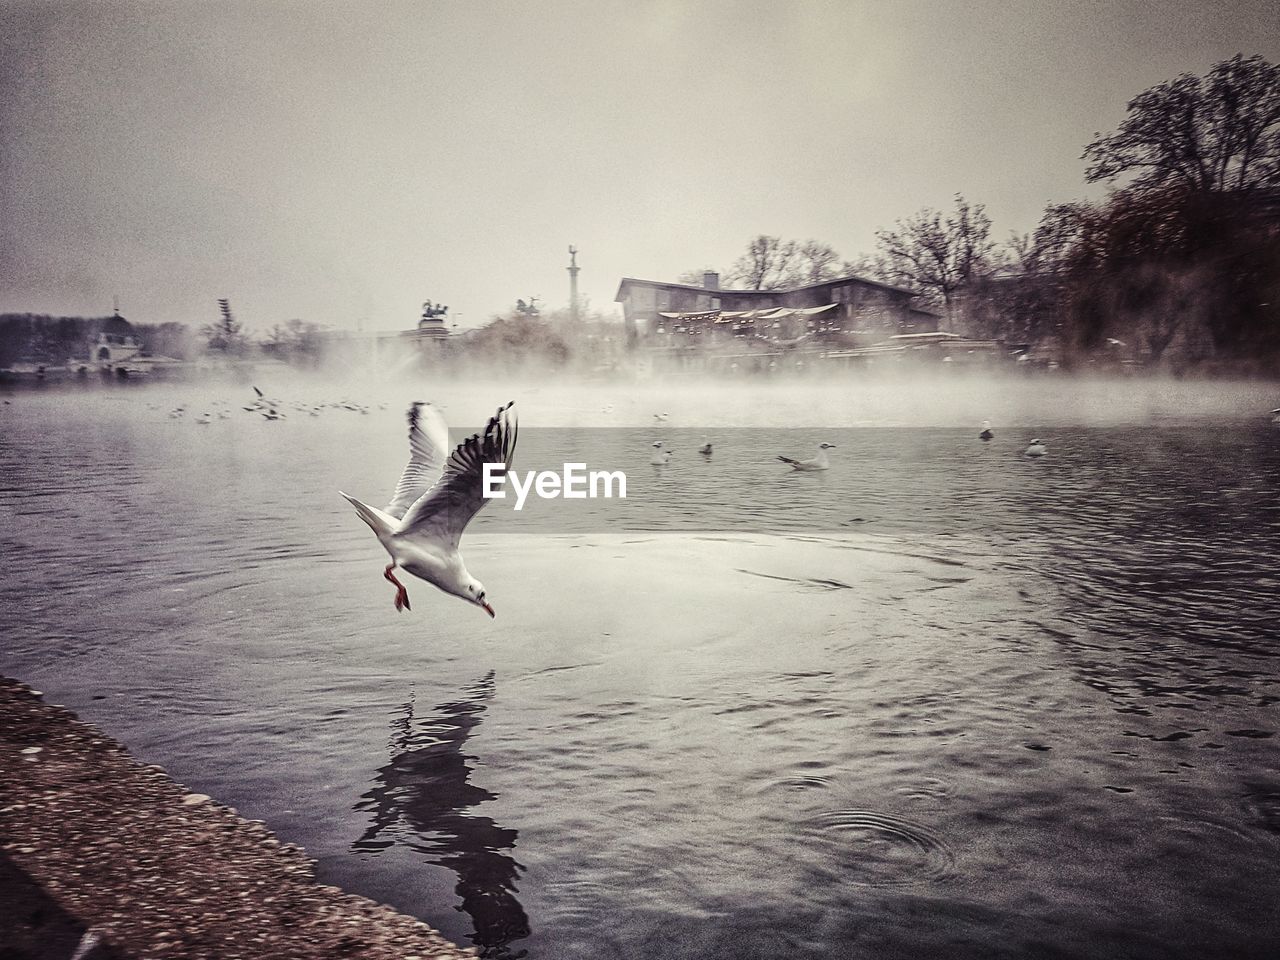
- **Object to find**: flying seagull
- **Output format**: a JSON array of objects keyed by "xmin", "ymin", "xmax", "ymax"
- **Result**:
[
  {"xmin": 340, "ymin": 401, "xmax": 517, "ymax": 617},
  {"xmin": 778, "ymin": 442, "xmax": 835, "ymax": 471}
]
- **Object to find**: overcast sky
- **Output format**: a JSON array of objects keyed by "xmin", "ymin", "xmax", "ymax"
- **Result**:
[{"xmin": 2, "ymin": 0, "xmax": 1277, "ymax": 332}]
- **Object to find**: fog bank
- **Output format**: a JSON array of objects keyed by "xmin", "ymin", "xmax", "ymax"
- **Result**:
[{"xmin": 8, "ymin": 370, "xmax": 1278, "ymax": 430}]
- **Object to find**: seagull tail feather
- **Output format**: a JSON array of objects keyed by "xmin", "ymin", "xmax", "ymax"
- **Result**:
[{"xmin": 340, "ymin": 491, "xmax": 396, "ymax": 538}]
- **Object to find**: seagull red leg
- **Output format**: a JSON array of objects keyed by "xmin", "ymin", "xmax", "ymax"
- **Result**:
[{"xmin": 384, "ymin": 563, "xmax": 411, "ymax": 612}]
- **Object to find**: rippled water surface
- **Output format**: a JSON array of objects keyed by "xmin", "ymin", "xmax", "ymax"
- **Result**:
[{"xmin": 2, "ymin": 381, "xmax": 1280, "ymax": 959}]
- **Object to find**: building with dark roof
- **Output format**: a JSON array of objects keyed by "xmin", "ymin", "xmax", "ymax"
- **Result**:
[
  {"xmin": 89, "ymin": 311, "xmax": 143, "ymax": 365},
  {"xmin": 615, "ymin": 272, "xmax": 938, "ymax": 356}
]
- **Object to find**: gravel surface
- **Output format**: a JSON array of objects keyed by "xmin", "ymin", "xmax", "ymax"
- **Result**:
[{"xmin": 0, "ymin": 676, "xmax": 476, "ymax": 960}]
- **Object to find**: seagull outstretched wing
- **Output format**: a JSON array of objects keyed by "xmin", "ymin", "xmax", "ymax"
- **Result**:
[
  {"xmin": 397, "ymin": 401, "xmax": 518, "ymax": 548},
  {"xmin": 385, "ymin": 402, "xmax": 452, "ymax": 520}
]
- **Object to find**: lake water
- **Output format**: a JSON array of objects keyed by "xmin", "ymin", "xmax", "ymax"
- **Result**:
[{"xmin": 2, "ymin": 376, "xmax": 1279, "ymax": 959}]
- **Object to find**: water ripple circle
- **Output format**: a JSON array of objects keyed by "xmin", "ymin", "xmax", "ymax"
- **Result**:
[
  {"xmin": 798, "ymin": 809, "xmax": 956, "ymax": 888},
  {"xmin": 771, "ymin": 775, "xmax": 833, "ymax": 792}
]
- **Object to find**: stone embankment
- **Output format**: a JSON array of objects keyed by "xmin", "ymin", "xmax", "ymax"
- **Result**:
[{"xmin": 0, "ymin": 677, "xmax": 472, "ymax": 960}]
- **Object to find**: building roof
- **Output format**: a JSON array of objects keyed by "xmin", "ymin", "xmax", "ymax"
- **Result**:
[
  {"xmin": 98, "ymin": 313, "xmax": 134, "ymax": 336},
  {"xmin": 657, "ymin": 304, "xmax": 840, "ymax": 322},
  {"xmin": 615, "ymin": 272, "xmax": 918, "ymax": 302}
]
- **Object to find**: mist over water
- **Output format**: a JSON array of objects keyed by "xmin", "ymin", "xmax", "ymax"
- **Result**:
[
  {"xmin": 7, "ymin": 366, "xmax": 1276, "ymax": 427},
  {"xmin": 2, "ymin": 374, "xmax": 1279, "ymax": 959}
]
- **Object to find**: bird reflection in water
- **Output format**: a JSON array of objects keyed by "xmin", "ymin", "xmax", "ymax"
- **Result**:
[{"xmin": 353, "ymin": 671, "xmax": 530, "ymax": 959}]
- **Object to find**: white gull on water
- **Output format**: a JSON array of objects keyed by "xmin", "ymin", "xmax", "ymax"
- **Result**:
[
  {"xmin": 778, "ymin": 442, "xmax": 836, "ymax": 471},
  {"xmin": 340, "ymin": 400, "xmax": 517, "ymax": 617}
]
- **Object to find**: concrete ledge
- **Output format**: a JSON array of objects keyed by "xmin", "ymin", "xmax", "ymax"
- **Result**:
[{"xmin": 0, "ymin": 676, "xmax": 473, "ymax": 960}]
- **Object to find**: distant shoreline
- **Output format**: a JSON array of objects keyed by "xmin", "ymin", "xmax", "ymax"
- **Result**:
[{"xmin": 4, "ymin": 363, "xmax": 1279, "ymax": 391}]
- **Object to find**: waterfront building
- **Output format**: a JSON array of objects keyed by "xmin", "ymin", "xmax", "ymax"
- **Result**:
[
  {"xmin": 89, "ymin": 311, "xmax": 144, "ymax": 366},
  {"xmin": 615, "ymin": 271, "xmax": 945, "ymax": 371}
]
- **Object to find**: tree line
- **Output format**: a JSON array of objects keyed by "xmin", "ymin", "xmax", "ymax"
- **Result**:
[
  {"xmin": 0, "ymin": 314, "xmax": 200, "ymax": 368},
  {"xmin": 5, "ymin": 56, "xmax": 1274, "ymax": 375},
  {"xmin": 0, "ymin": 301, "xmax": 329, "ymax": 369},
  {"xmin": 689, "ymin": 54, "xmax": 1280, "ymax": 371}
]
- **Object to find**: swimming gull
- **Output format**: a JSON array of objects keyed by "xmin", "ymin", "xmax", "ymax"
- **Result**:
[{"xmin": 778, "ymin": 442, "xmax": 835, "ymax": 471}]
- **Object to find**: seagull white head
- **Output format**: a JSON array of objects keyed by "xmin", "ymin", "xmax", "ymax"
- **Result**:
[
  {"xmin": 463, "ymin": 577, "xmax": 495, "ymax": 618},
  {"xmin": 652, "ymin": 441, "xmax": 663, "ymax": 448},
  {"xmin": 819, "ymin": 442, "xmax": 836, "ymax": 449}
]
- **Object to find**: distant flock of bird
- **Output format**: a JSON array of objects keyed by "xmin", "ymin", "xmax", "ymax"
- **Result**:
[
  {"xmin": 651, "ymin": 416, "xmax": 1047, "ymax": 469},
  {"xmin": 155, "ymin": 386, "xmax": 387, "ymax": 423},
  {"xmin": 161, "ymin": 390, "xmax": 1053, "ymax": 463}
]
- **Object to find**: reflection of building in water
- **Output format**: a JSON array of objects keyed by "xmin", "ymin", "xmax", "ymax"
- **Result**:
[{"xmin": 353, "ymin": 672, "xmax": 530, "ymax": 959}]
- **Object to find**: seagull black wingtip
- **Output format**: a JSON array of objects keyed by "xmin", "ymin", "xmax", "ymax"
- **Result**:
[{"xmin": 407, "ymin": 400, "xmax": 425, "ymax": 430}]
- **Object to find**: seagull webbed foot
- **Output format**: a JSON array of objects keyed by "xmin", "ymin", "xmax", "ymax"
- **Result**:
[
  {"xmin": 394, "ymin": 588, "xmax": 411, "ymax": 612},
  {"xmin": 384, "ymin": 563, "xmax": 411, "ymax": 613}
]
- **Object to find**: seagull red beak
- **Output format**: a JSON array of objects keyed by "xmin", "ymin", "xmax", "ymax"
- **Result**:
[{"xmin": 481, "ymin": 600, "xmax": 495, "ymax": 618}]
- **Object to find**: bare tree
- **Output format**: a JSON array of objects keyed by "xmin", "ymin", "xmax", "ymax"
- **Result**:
[
  {"xmin": 202, "ymin": 298, "xmax": 249, "ymax": 356},
  {"xmin": 793, "ymin": 241, "xmax": 842, "ymax": 284},
  {"xmin": 977, "ymin": 202, "xmax": 1100, "ymax": 346},
  {"xmin": 686, "ymin": 238, "xmax": 845, "ymax": 289},
  {"xmin": 675, "ymin": 268, "xmax": 720, "ymax": 286},
  {"xmin": 1084, "ymin": 54, "xmax": 1280, "ymax": 194},
  {"xmin": 839, "ymin": 253, "xmax": 884, "ymax": 280},
  {"xmin": 726, "ymin": 235, "xmax": 800, "ymax": 290},
  {"xmin": 265, "ymin": 318, "xmax": 326, "ymax": 366},
  {"xmin": 134, "ymin": 321, "xmax": 198, "ymax": 360},
  {"xmin": 874, "ymin": 195, "xmax": 995, "ymax": 320},
  {"xmin": 1013, "ymin": 202, "xmax": 1096, "ymax": 272}
]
